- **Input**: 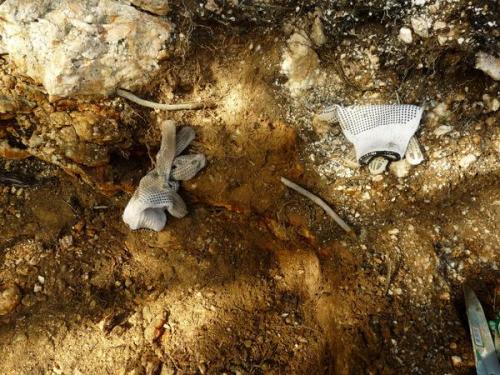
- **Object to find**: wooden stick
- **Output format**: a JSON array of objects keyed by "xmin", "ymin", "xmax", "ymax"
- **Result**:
[
  {"xmin": 280, "ymin": 177, "xmax": 354, "ymax": 234},
  {"xmin": 116, "ymin": 88, "xmax": 210, "ymax": 111}
]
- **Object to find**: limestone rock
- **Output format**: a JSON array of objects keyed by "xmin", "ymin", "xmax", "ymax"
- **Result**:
[
  {"xmin": 482, "ymin": 94, "xmax": 499, "ymax": 112},
  {"xmin": 0, "ymin": 285, "xmax": 21, "ymax": 316},
  {"xmin": 399, "ymin": 27, "xmax": 413, "ymax": 44},
  {"xmin": 459, "ymin": 154, "xmax": 477, "ymax": 169},
  {"xmin": 434, "ymin": 125, "xmax": 453, "ymax": 137},
  {"xmin": 310, "ymin": 17, "xmax": 327, "ymax": 47},
  {"xmin": 71, "ymin": 111, "xmax": 122, "ymax": 144},
  {"xmin": 411, "ymin": 16, "xmax": 432, "ymax": 38},
  {"xmin": 0, "ymin": 0, "xmax": 173, "ymax": 98},
  {"xmin": 451, "ymin": 356, "xmax": 462, "ymax": 367},
  {"xmin": 280, "ymin": 32, "xmax": 320, "ymax": 97},
  {"xmin": 390, "ymin": 159, "xmax": 411, "ymax": 178},
  {"xmin": 128, "ymin": 0, "xmax": 169, "ymax": 15},
  {"xmin": 475, "ymin": 52, "xmax": 500, "ymax": 81},
  {"xmin": 0, "ymin": 95, "xmax": 34, "ymax": 119}
]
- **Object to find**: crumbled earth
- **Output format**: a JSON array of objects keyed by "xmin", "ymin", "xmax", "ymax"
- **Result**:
[{"xmin": 0, "ymin": 1, "xmax": 499, "ymax": 374}]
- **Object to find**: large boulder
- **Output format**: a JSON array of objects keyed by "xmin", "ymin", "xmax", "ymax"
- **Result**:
[{"xmin": 0, "ymin": 0, "xmax": 173, "ymax": 98}]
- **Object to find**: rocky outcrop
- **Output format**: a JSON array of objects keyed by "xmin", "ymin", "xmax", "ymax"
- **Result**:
[{"xmin": 0, "ymin": 0, "xmax": 173, "ymax": 98}]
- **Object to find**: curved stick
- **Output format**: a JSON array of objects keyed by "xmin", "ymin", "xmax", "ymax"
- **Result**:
[
  {"xmin": 280, "ymin": 177, "xmax": 353, "ymax": 234},
  {"xmin": 116, "ymin": 88, "xmax": 208, "ymax": 111}
]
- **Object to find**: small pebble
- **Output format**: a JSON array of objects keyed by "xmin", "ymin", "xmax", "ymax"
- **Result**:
[
  {"xmin": 0, "ymin": 285, "xmax": 21, "ymax": 315},
  {"xmin": 459, "ymin": 154, "xmax": 477, "ymax": 169},
  {"xmin": 439, "ymin": 292, "xmax": 450, "ymax": 301},
  {"xmin": 451, "ymin": 356, "xmax": 462, "ymax": 367},
  {"xmin": 411, "ymin": 16, "xmax": 432, "ymax": 38},
  {"xmin": 434, "ymin": 125, "xmax": 453, "ymax": 137},
  {"xmin": 390, "ymin": 159, "xmax": 411, "ymax": 178},
  {"xmin": 399, "ymin": 27, "xmax": 413, "ymax": 44},
  {"xmin": 59, "ymin": 235, "xmax": 73, "ymax": 250}
]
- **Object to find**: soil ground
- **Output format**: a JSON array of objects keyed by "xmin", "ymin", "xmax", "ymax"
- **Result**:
[{"xmin": 1, "ymin": 6, "xmax": 499, "ymax": 375}]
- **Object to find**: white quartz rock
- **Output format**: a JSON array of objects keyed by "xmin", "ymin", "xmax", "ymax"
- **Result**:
[
  {"xmin": 0, "ymin": 0, "xmax": 173, "ymax": 98},
  {"xmin": 411, "ymin": 15, "xmax": 432, "ymax": 38},
  {"xmin": 399, "ymin": 27, "xmax": 413, "ymax": 44},
  {"xmin": 280, "ymin": 32, "xmax": 321, "ymax": 97},
  {"xmin": 475, "ymin": 52, "xmax": 500, "ymax": 81}
]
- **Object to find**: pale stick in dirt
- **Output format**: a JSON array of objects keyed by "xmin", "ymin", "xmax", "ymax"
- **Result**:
[{"xmin": 280, "ymin": 176, "xmax": 354, "ymax": 236}]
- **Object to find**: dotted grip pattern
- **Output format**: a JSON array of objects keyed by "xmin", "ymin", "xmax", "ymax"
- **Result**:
[
  {"xmin": 318, "ymin": 104, "xmax": 423, "ymax": 163},
  {"xmin": 122, "ymin": 121, "xmax": 206, "ymax": 231}
]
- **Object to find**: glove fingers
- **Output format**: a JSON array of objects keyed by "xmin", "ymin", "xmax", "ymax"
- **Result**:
[
  {"xmin": 123, "ymin": 197, "xmax": 167, "ymax": 231},
  {"xmin": 405, "ymin": 136, "xmax": 424, "ymax": 165},
  {"xmin": 156, "ymin": 120, "xmax": 177, "ymax": 178},
  {"xmin": 171, "ymin": 154, "xmax": 206, "ymax": 181},
  {"xmin": 175, "ymin": 127, "xmax": 196, "ymax": 156},
  {"xmin": 368, "ymin": 156, "xmax": 388, "ymax": 175},
  {"xmin": 165, "ymin": 189, "xmax": 188, "ymax": 218},
  {"xmin": 139, "ymin": 208, "xmax": 167, "ymax": 231}
]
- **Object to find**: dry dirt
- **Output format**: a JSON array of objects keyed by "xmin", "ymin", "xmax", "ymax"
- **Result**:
[{"xmin": 1, "ymin": 1, "xmax": 499, "ymax": 375}]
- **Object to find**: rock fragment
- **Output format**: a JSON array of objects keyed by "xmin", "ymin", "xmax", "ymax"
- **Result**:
[
  {"xmin": 482, "ymin": 94, "xmax": 499, "ymax": 112},
  {"xmin": 451, "ymin": 356, "xmax": 462, "ymax": 367},
  {"xmin": 411, "ymin": 16, "xmax": 432, "ymax": 38},
  {"xmin": 0, "ymin": 285, "xmax": 21, "ymax": 315},
  {"xmin": 0, "ymin": 0, "xmax": 173, "ymax": 98},
  {"xmin": 459, "ymin": 154, "xmax": 477, "ymax": 169},
  {"xmin": 434, "ymin": 125, "xmax": 453, "ymax": 137},
  {"xmin": 310, "ymin": 17, "xmax": 327, "ymax": 47},
  {"xmin": 390, "ymin": 159, "xmax": 411, "ymax": 178},
  {"xmin": 0, "ymin": 140, "xmax": 31, "ymax": 160},
  {"xmin": 475, "ymin": 52, "xmax": 500, "ymax": 81},
  {"xmin": 433, "ymin": 21, "xmax": 447, "ymax": 31},
  {"xmin": 280, "ymin": 32, "xmax": 321, "ymax": 96},
  {"xmin": 399, "ymin": 27, "xmax": 413, "ymax": 44},
  {"xmin": 128, "ymin": 0, "xmax": 169, "ymax": 15}
]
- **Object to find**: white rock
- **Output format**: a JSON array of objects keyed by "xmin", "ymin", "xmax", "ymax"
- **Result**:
[
  {"xmin": 437, "ymin": 35, "xmax": 448, "ymax": 45},
  {"xmin": 451, "ymin": 356, "xmax": 462, "ymax": 367},
  {"xmin": 411, "ymin": 16, "xmax": 432, "ymax": 38},
  {"xmin": 0, "ymin": 0, "xmax": 173, "ymax": 98},
  {"xmin": 389, "ymin": 159, "xmax": 411, "ymax": 178},
  {"xmin": 459, "ymin": 154, "xmax": 477, "ymax": 169},
  {"xmin": 280, "ymin": 32, "xmax": 320, "ymax": 96},
  {"xmin": 310, "ymin": 17, "xmax": 327, "ymax": 47},
  {"xmin": 0, "ymin": 286, "xmax": 21, "ymax": 315},
  {"xmin": 434, "ymin": 125, "xmax": 453, "ymax": 137},
  {"xmin": 475, "ymin": 52, "xmax": 500, "ymax": 81},
  {"xmin": 433, "ymin": 21, "xmax": 447, "ymax": 31},
  {"xmin": 399, "ymin": 27, "xmax": 413, "ymax": 44},
  {"xmin": 412, "ymin": 0, "xmax": 426, "ymax": 5},
  {"xmin": 433, "ymin": 102, "xmax": 449, "ymax": 117},
  {"xmin": 482, "ymin": 94, "xmax": 499, "ymax": 112}
]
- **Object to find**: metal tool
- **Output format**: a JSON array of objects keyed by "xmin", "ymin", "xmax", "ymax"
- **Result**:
[{"xmin": 464, "ymin": 285, "xmax": 500, "ymax": 375}]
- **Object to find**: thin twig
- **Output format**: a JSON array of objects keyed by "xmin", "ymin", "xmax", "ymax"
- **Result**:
[
  {"xmin": 116, "ymin": 88, "xmax": 212, "ymax": 111},
  {"xmin": 280, "ymin": 177, "xmax": 354, "ymax": 235}
]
